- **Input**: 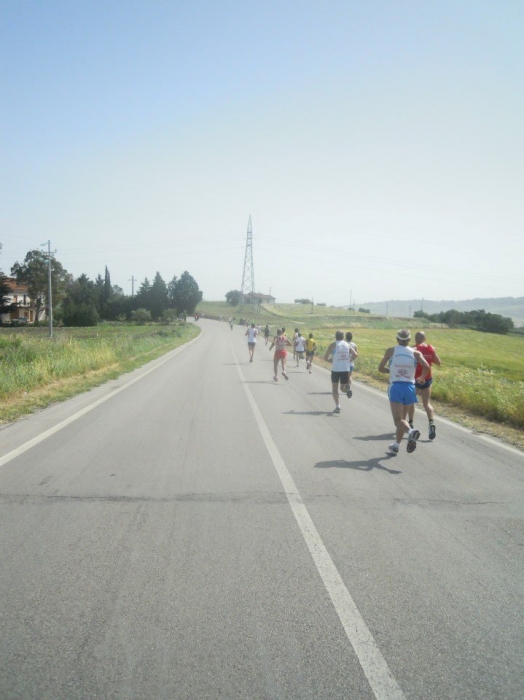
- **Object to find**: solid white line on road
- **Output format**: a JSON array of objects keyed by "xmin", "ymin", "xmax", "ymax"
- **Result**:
[
  {"xmin": 0, "ymin": 337, "xmax": 200, "ymax": 470},
  {"xmin": 235, "ymin": 357, "xmax": 406, "ymax": 700},
  {"xmin": 351, "ymin": 379, "xmax": 524, "ymax": 458},
  {"xmin": 315, "ymin": 361, "xmax": 524, "ymax": 459}
]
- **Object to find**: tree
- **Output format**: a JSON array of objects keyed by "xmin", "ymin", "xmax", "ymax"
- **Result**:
[
  {"xmin": 94, "ymin": 266, "xmax": 114, "ymax": 318},
  {"xmin": 60, "ymin": 274, "xmax": 99, "ymax": 326},
  {"xmin": 131, "ymin": 308, "xmax": 152, "ymax": 325},
  {"xmin": 11, "ymin": 249, "xmax": 70, "ymax": 321},
  {"xmin": 135, "ymin": 277, "xmax": 152, "ymax": 311},
  {"xmin": 149, "ymin": 272, "xmax": 169, "ymax": 320},
  {"xmin": 103, "ymin": 266, "xmax": 112, "ymax": 305},
  {"xmin": 167, "ymin": 275, "xmax": 178, "ymax": 308},
  {"xmin": 104, "ymin": 292, "xmax": 134, "ymax": 321},
  {"xmin": 294, "ymin": 298, "xmax": 312, "ymax": 305},
  {"xmin": 172, "ymin": 271, "xmax": 203, "ymax": 315},
  {"xmin": 0, "ymin": 272, "xmax": 13, "ymax": 317},
  {"xmin": 225, "ymin": 290, "xmax": 241, "ymax": 306}
]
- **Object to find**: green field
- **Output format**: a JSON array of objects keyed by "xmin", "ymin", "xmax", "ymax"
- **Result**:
[
  {"xmin": 2, "ymin": 302, "xmax": 524, "ymax": 435},
  {"xmin": 197, "ymin": 300, "xmax": 418, "ymax": 329},
  {"xmin": 198, "ymin": 301, "xmax": 524, "ymax": 430}
]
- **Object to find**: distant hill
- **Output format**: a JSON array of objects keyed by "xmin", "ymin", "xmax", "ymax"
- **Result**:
[{"xmin": 359, "ymin": 297, "xmax": 524, "ymax": 327}]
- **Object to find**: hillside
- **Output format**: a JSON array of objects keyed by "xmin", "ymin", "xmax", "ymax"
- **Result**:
[{"xmin": 360, "ymin": 297, "xmax": 524, "ymax": 327}]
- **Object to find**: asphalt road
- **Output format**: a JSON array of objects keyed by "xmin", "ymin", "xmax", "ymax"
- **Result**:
[{"xmin": 1, "ymin": 319, "xmax": 523, "ymax": 699}]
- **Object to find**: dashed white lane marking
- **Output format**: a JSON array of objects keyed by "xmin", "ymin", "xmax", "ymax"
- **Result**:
[
  {"xmin": 235, "ymin": 358, "xmax": 406, "ymax": 700},
  {"xmin": 0, "ymin": 337, "xmax": 200, "ymax": 470}
]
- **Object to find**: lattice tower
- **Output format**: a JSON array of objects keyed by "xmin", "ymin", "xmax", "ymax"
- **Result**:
[{"xmin": 239, "ymin": 216, "xmax": 257, "ymax": 313}]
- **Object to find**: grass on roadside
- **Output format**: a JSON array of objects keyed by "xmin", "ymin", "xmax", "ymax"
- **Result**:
[
  {"xmin": 196, "ymin": 302, "xmax": 524, "ymax": 437},
  {"xmin": 312, "ymin": 327, "xmax": 524, "ymax": 438},
  {"xmin": 0, "ymin": 323, "xmax": 200, "ymax": 424}
]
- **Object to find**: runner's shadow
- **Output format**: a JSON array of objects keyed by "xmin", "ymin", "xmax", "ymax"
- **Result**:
[
  {"xmin": 242, "ymin": 381, "xmax": 280, "ymax": 384},
  {"xmin": 315, "ymin": 457, "xmax": 402, "ymax": 475},
  {"xmin": 307, "ymin": 392, "xmax": 333, "ymax": 395},
  {"xmin": 283, "ymin": 410, "xmax": 332, "ymax": 416},
  {"xmin": 353, "ymin": 434, "xmax": 396, "ymax": 442}
]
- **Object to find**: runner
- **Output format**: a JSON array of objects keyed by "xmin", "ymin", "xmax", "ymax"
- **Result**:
[
  {"xmin": 292, "ymin": 328, "xmax": 299, "ymax": 360},
  {"xmin": 407, "ymin": 331, "xmax": 441, "ymax": 440},
  {"xmin": 245, "ymin": 323, "xmax": 259, "ymax": 362},
  {"xmin": 305, "ymin": 333, "xmax": 317, "ymax": 373},
  {"xmin": 295, "ymin": 332, "xmax": 306, "ymax": 367},
  {"xmin": 263, "ymin": 324, "xmax": 270, "ymax": 345},
  {"xmin": 345, "ymin": 332, "xmax": 359, "ymax": 398},
  {"xmin": 378, "ymin": 329, "xmax": 430, "ymax": 455},
  {"xmin": 269, "ymin": 329, "xmax": 292, "ymax": 381},
  {"xmin": 323, "ymin": 331, "xmax": 357, "ymax": 413}
]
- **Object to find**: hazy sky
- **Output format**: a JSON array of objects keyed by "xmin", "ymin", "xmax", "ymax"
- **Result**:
[{"xmin": 1, "ymin": 1, "xmax": 523, "ymax": 307}]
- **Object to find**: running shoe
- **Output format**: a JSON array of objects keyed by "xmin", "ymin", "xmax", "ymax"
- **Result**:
[
  {"xmin": 334, "ymin": 406, "xmax": 341, "ymax": 413},
  {"xmin": 282, "ymin": 372, "xmax": 289, "ymax": 380},
  {"xmin": 429, "ymin": 423, "xmax": 436, "ymax": 440},
  {"xmin": 346, "ymin": 387, "xmax": 353, "ymax": 399},
  {"xmin": 407, "ymin": 429, "xmax": 420, "ymax": 454},
  {"xmin": 388, "ymin": 442, "xmax": 399, "ymax": 455},
  {"xmin": 273, "ymin": 376, "xmax": 278, "ymax": 381}
]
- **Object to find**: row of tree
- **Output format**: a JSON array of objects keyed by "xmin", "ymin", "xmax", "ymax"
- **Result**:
[
  {"xmin": 414, "ymin": 308, "xmax": 514, "ymax": 334},
  {"xmin": 0, "ymin": 247, "xmax": 203, "ymax": 326}
]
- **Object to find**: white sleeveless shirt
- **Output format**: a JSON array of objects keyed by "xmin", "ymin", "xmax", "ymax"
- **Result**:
[
  {"xmin": 331, "ymin": 340, "xmax": 352, "ymax": 372},
  {"xmin": 389, "ymin": 345, "xmax": 417, "ymax": 383}
]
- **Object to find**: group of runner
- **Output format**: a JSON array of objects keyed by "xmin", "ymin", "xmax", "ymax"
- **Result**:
[
  {"xmin": 245, "ymin": 322, "xmax": 440, "ymax": 455},
  {"xmin": 379, "ymin": 329, "xmax": 440, "ymax": 455}
]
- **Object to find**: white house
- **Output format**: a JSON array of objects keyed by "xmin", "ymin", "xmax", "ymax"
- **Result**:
[{"xmin": 0, "ymin": 278, "xmax": 46, "ymax": 324}]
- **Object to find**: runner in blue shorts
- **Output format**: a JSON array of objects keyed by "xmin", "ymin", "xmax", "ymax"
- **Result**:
[{"xmin": 378, "ymin": 329, "xmax": 430, "ymax": 454}]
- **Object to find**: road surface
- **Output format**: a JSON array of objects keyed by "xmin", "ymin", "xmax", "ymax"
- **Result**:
[{"xmin": 1, "ymin": 319, "xmax": 523, "ymax": 699}]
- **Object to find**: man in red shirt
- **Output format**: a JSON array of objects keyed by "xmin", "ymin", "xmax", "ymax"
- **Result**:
[{"xmin": 407, "ymin": 331, "xmax": 441, "ymax": 440}]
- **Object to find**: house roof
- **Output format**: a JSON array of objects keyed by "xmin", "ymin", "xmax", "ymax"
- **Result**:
[
  {"xmin": 247, "ymin": 292, "xmax": 275, "ymax": 301},
  {"xmin": 5, "ymin": 277, "xmax": 28, "ymax": 293}
]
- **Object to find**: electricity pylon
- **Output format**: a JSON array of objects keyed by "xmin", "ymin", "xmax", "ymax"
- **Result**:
[{"xmin": 239, "ymin": 216, "xmax": 257, "ymax": 314}]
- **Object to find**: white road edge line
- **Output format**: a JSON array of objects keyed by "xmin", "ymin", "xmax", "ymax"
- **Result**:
[
  {"xmin": 0, "ymin": 335, "xmax": 200, "ymax": 469},
  {"xmin": 235, "ymin": 358, "xmax": 406, "ymax": 700},
  {"xmin": 317, "ymin": 366, "xmax": 523, "ymax": 458}
]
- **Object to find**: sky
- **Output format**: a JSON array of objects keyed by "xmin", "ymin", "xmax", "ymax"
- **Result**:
[{"xmin": 1, "ymin": 0, "xmax": 523, "ymax": 308}]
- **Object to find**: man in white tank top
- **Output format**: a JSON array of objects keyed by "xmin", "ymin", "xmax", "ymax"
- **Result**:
[
  {"xmin": 245, "ymin": 323, "xmax": 258, "ymax": 362},
  {"xmin": 323, "ymin": 331, "xmax": 358, "ymax": 413},
  {"xmin": 378, "ymin": 329, "xmax": 429, "ymax": 454}
]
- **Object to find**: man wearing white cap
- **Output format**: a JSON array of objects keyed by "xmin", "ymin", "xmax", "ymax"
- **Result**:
[{"xmin": 378, "ymin": 329, "xmax": 430, "ymax": 454}]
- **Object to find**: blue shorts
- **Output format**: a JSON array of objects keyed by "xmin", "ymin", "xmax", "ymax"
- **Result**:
[{"xmin": 388, "ymin": 382, "xmax": 418, "ymax": 405}]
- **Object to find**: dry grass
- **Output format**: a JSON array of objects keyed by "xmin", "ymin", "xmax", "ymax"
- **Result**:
[{"xmin": 346, "ymin": 368, "xmax": 524, "ymax": 453}]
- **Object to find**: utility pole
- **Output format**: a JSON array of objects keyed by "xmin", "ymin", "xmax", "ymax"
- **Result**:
[
  {"xmin": 240, "ymin": 216, "xmax": 256, "ymax": 315},
  {"xmin": 129, "ymin": 276, "xmax": 136, "ymax": 297},
  {"xmin": 40, "ymin": 240, "xmax": 53, "ymax": 338}
]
